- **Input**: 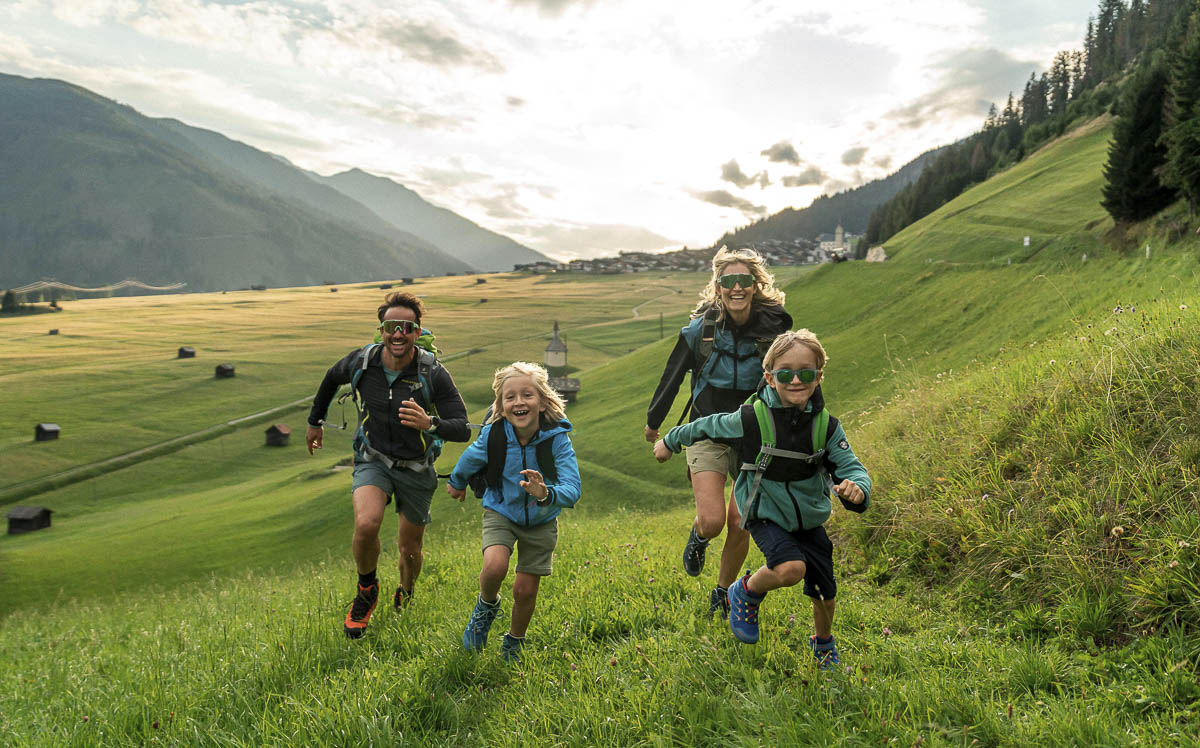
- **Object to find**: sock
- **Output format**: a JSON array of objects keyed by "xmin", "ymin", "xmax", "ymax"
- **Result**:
[
  {"xmin": 505, "ymin": 633, "xmax": 525, "ymax": 641},
  {"xmin": 481, "ymin": 594, "xmax": 500, "ymax": 607},
  {"xmin": 716, "ymin": 584, "xmax": 728, "ymax": 592},
  {"xmin": 813, "ymin": 634, "xmax": 833, "ymax": 644},
  {"xmin": 693, "ymin": 527, "xmax": 709, "ymax": 543},
  {"xmin": 358, "ymin": 570, "xmax": 378, "ymax": 588}
]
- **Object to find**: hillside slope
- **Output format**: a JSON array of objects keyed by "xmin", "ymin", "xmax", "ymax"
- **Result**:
[
  {"xmin": 318, "ymin": 168, "xmax": 550, "ymax": 272},
  {"xmin": 0, "ymin": 74, "xmax": 470, "ymax": 290}
]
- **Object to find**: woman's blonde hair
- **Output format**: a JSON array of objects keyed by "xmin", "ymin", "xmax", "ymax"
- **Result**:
[
  {"xmin": 692, "ymin": 246, "xmax": 786, "ymax": 320},
  {"xmin": 486, "ymin": 361, "xmax": 568, "ymax": 426},
  {"xmin": 762, "ymin": 329, "xmax": 827, "ymax": 371}
]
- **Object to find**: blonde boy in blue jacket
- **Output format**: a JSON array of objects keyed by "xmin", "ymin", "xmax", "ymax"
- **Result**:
[
  {"xmin": 653, "ymin": 330, "xmax": 870, "ymax": 668},
  {"xmin": 448, "ymin": 362, "xmax": 581, "ymax": 662}
]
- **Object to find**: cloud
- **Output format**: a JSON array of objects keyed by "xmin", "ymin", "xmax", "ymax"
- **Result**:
[
  {"xmin": 506, "ymin": 95, "xmax": 526, "ymax": 108},
  {"xmin": 781, "ymin": 167, "xmax": 827, "ymax": 188},
  {"xmin": 883, "ymin": 47, "xmax": 1037, "ymax": 130},
  {"xmin": 720, "ymin": 159, "xmax": 756, "ymax": 188},
  {"xmin": 475, "ymin": 184, "xmax": 529, "ymax": 219},
  {"xmin": 757, "ymin": 171, "xmax": 771, "ymax": 188},
  {"xmin": 873, "ymin": 155, "xmax": 893, "ymax": 170},
  {"xmin": 517, "ymin": 221, "xmax": 676, "ymax": 260},
  {"xmin": 376, "ymin": 21, "xmax": 503, "ymax": 72},
  {"xmin": 337, "ymin": 96, "xmax": 464, "ymax": 130},
  {"xmin": 691, "ymin": 189, "xmax": 767, "ymax": 218},
  {"xmin": 761, "ymin": 140, "xmax": 800, "ymax": 165},
  {"xmin": 841, "ymin": 146, "xmax": 868, "ymax": 166},
  {"xmin": 508, "ymin": 0, "xmax": 598, "ymax": 17}
]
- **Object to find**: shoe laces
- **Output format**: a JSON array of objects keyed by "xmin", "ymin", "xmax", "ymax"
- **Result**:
[
  {"xmin": 467, "ymin": 602, "xmax": 496, "ymax": 632},
  {"xmin": 350, "ymin": 584, "xmax": 377, "ymax": 621}
]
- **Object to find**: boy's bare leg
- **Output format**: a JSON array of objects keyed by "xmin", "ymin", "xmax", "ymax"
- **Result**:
[
  {"xmin": 746, "ymin": 560, "xmax": 806, "ymax": 594},
  {"xmin": 480, "ymin": 545, "xmax": 511, "ymax": 602},
  {"xmin": 812, "ymin": 598, "xmax": 836, "ymax": 639},
  {"xmin": 717, "ymin": 488, "xmax": 749, "ymax": 588},
  {"xmin": 509, "ymin": 572, "xmax": 542, "ymax": 637}
]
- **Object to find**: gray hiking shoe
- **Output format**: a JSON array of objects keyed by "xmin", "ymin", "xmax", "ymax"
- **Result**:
[
  {"xmin": 462, "ymin": 595, "xmax": 501, "ymax": 651},
  {"xmin": 500, "ymin": 633, "xmax": 525, "ymax": 663},
  {"xmin": 682, "ymin": 526, "xmax": 709, "ymax": 577}
]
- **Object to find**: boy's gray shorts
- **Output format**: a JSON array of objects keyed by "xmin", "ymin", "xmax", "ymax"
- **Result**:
[
  {"xmin": 481, "ymin": 509, "xmax": 558, "ymax": 576},
  {"xmin": 352, "ymin": 459, "xmax": 437, "ymax": 526}
]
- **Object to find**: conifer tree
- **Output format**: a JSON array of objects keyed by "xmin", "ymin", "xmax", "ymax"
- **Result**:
[
  {"xmin": 1163, "ymin": 6, "xmax": 1200, "ymax": 211},
  {"xmin": 1102, "ymin": 54, "xmax": 1178, "ymax": 221}
]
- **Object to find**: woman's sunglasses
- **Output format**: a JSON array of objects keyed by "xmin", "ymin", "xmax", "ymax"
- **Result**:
[
  {"xmin": 769, "ymin": 368, "xmax": 821, "ymax": 384},
  {"xmin": 379, "ymin": 319, "xmax": 419, "ymax": 335},
  {"xmin": 718, "ymin": 273, "xmax": 755, "ymax": 290}
]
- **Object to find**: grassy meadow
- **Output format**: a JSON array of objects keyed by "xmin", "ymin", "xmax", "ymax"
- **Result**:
[{"xmin": 2, "ymin": 116, "xmax": 1200, "ymax": 745}]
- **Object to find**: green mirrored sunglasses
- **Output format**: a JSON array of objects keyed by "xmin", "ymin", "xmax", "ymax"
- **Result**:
[
  {"xmin": 379, "ymin": 319, "xmax": 418, "ymax": 335},
  {"xmin": 770, "ymin": 367, "xmax": 820, "ymax": 384}
]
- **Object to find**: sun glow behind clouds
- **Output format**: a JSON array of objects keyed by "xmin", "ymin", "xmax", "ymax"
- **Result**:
[{"xmin": 6, "ymin": 0, "xmax": 1096, "ymax": 257}]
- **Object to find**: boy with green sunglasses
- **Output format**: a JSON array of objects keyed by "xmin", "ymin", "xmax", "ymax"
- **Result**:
[{"xmin": 653, "ymin": 329, "xmax": 870, "ymax": 667}]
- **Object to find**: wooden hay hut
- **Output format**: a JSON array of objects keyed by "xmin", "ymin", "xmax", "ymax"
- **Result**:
[
  {"xmin": 330, "ymin": 288, "xmax": 338, "ymax": 292},
  {"xmin": 476, "ymin": 278, "xmax": 487, "ymax": 284},
  {"xmin": 379, "ymin": 284, "xmax": 393, "ymax": 290},
  {"xmin": 35, "ymin": 423, "xmax": 60, "ymax": 441},
  {"xmin": 402, "ymin": 278, "xmax": 414, "ymax": 285},
  {"xmin": 215, "ymin": 363, "xmax": 236, "ymax": 378},
  {"xmin": 178, "ymin": 346, "xmax": 196, "ymax": 358},
  {"xmin": 265, "ymin": 424, "xmax": 291, "ymax": 447},
  {"xmin": 48, "ymin": 329, "xmax": 59, "ymax": 335},
  {"xmin": 7, "ymin": 506, "xmax": 53, "ymax": 535},
  {"xmin": 549, "ymin": 377, "xmax": 581, "ymax": 403}
]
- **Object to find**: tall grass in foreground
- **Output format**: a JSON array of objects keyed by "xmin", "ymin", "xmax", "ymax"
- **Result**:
[
  {"xmin": 854, "ymin": 293, "xmax": 1200, "ymax": 645},
  {"xmin": 2, "ymin": 502, "xmax": 1197, "ymax": 745}
]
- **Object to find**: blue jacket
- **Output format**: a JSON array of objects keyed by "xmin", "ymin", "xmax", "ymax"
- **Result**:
[
  {"xmin": 448, "ymin": 418, "xmax": 582, "ymax": 526},
  {"xmin": 663, "ymin": 386, "xmax": 870, "ymax": 532}
]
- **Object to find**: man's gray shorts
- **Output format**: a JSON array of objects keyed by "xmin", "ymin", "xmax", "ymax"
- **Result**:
[{"xmin": 352, "ymin": 459, "xmax": 437, "ymax": 526}]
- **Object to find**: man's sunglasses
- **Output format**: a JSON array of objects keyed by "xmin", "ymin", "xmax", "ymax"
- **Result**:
[
  {"xmin": 770, "ymin": 367, "xmax": 821, "ymax": 384},
  {"xmin": 379, "ymin": 319, "xmax": 419, "ymax": 335},
  {"xmin": 718, "ymin": 273, "xmax": 755, "ymax": 290}
]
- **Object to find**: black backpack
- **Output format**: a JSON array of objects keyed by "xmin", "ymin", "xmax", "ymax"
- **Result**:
[{"xmin": 466, "ymin": 413, "xmax": 560, "ymax": 498}]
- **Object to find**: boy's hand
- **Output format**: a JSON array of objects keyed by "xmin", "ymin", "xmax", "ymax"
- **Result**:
[
  {"xmin": 447, "ymin": 484, "xmax": 466, "ymax": 501},
  {"xmin": 834, "ymin": 480, "xmax": 864, "ymax": 504},
  {"xmin": 305, "ymin": 426, "xmax": 323, "ymax": 455},
  {"xmin": 644, "ymin": 425, "xmax": 659, "ymax": 442},
  {"xmin": 652, "ymin": 439, "xmax": 673, "ymax": 463},
  {"xmin": 398, "ymin": 398, "xmax": 433, "ymax": 430},
  {"xmin": 520, "ymin": 469, "xmax": 548, "ymax": 500}
]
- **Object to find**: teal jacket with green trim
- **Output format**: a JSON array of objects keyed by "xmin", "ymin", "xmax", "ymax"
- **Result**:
[{"xmin": 663, "ymin": 386, "xmax": 871, "ymax": 532}]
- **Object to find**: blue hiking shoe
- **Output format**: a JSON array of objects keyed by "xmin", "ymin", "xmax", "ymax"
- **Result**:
[
  {"xmin": 682, "ymin": 526, "xmax": 709, "ymax": 577},
  {"xmin": 709, "ymin": 585, "xmax": 730, "ymax": 620},
  {"xmin": 500, "ymin": 633, "xmax": 525, "ymax": 663},
  {"xmin": 809, "ymin": 634, "xmax": 840, "ymax": 670},
  {"xmin": 462, "ymin": 595, "xmax": 500, "ymax": 652},
  {"xmin": 727, "ymin": 576, "xmax": 764, "ymax": 644}
]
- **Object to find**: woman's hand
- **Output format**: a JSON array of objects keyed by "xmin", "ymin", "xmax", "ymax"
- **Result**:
[{"xmin": 644, "ymin": 425, "xmax": 659, "ymax": 442}]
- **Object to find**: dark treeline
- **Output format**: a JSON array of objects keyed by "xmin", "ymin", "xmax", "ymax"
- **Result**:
[{"xmin": 863, "ymin": 0, "xmax": 1193, "ymax": 252}]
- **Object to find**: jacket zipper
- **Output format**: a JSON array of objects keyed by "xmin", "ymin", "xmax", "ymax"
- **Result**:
[
  {"xmin": 784, "ymin": 481, "xmax": 806, "ymax": 530},
  {"xmin": 521, "ymin": 442, "xmax": 530, "ymax": 526}
]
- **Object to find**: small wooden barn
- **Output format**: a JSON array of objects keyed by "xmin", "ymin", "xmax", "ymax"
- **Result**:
[
  {"xmin": 178, "ymin": 346, "xmax": 196, "ymax": 358},
  {"xmin": 401, "ymin": 278, "xmax": 414, "ymax": 285},
  {"xmin": 35, "ymin": 423, "xmax": 60, "ymax": 441},
  {"xmin": 215, "ymin": 363, "xmax": 236, "ymax": 378},
  {"xmin": 549, "ymin": 377, "xmax": 581, "ymax": 403},
  {"xmin": 48, "ymin": 329, "xmax": 59, "ymax": 335},
  {"xmin": 7, "ymin": 506, "xmax": 53, "ymax": 535},
  {"xmin": 265, "ymin": 424, "xmax": 291, "ymax": 447},
  {"xmin": 476, "ymin": 278, "xmax": 487, "ymax": 284}
]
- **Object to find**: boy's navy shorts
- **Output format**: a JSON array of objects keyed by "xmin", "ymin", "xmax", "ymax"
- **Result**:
[{"xmin": 745, "ymin": 519, "xmax": 837, "ymax": 600}]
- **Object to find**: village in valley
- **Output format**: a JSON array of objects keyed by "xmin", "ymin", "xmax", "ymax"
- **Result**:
[{"xmin": 514, "ymin": 222, "xmax": 870, "ymax": 274}]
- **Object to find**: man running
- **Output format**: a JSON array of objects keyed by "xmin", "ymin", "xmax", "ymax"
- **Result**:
[{"xmin": 306, "ymin": 292, "xmax": 469, "ymax": 638}]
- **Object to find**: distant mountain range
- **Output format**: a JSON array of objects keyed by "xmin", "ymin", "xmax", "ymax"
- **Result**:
[
  {"xmin": 713, "ymin": 146, "xmax": 948, "ymax": 249},
  {"xmin": 0, "ymin": 73, "xmax": 548, "ymax": 292}
]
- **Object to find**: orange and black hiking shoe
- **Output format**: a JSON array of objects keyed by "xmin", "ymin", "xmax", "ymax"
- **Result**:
[{"xmin": 344, "ymin": 582, "xmax": 379, "ymax": 639}]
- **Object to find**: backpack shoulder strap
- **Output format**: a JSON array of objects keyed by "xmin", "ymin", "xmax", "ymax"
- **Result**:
[
  {"xmin": 535, "ymin": 432, "xmax": 560, "ymax": 485},
  {"xmin": 695, "ymin": 306, "xmax": 720, "ymax": 367},
  {"xmin": 811, "ymin": 408, "xmax": 830, "ymax": 452},
  {"xmin": 349, "ymin": 343, "xmax": 381, "ymax": 396},
  {"xmin": 410, "ymin": 348, "xmax": 439, "ymax": 411},
  {"xmin": 484, "ymin": 419, "xmax": 507, "ymax": 488}
]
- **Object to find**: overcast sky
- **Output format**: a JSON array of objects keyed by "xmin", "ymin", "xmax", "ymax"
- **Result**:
[{"xmin": 2, "ymin": 0, "xmax": 1098, "ymax": 259}]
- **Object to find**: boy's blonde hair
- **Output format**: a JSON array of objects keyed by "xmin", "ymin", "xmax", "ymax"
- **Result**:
[
  {"xmin": 762, "ymin": 329, "xmax": 827, "ymax": 371},
  {"xmin": 692, "ymin": 246, "xmax": 786, "ymax": 320},
  {"xmin": 486, "ymin": 361, "xmax": 568, "ymax": 426}
]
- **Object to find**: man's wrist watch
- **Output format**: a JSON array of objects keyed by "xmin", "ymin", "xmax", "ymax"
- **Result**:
[{"xmin": 428, "ymin": 415, "xmax": 441, "ymax": 432}]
